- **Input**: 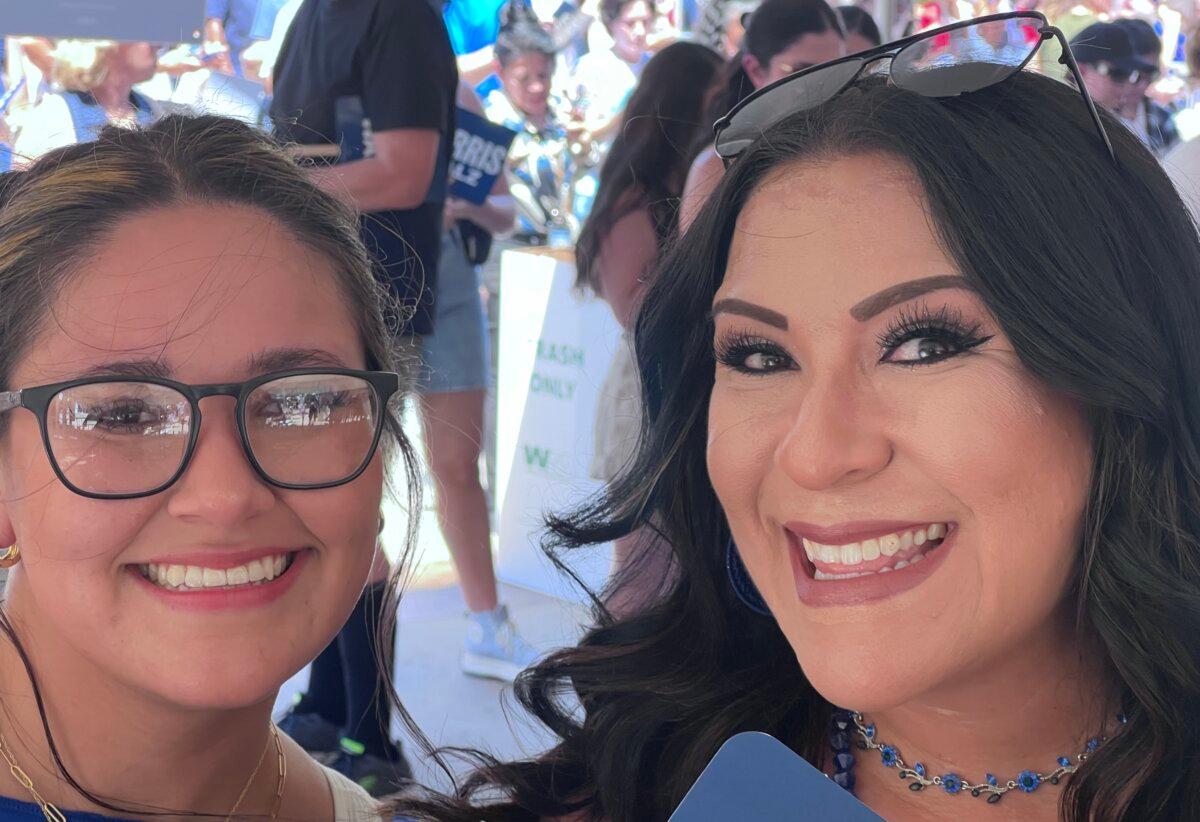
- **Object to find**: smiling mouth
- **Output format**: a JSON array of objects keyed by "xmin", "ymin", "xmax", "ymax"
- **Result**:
[
  {"xmin": 137, "ymin": 552, "xmax": 299, "ymax": 592},
  {"xmin": 797, "ymin": 523, "xmax": 952, "ymax": 580}
]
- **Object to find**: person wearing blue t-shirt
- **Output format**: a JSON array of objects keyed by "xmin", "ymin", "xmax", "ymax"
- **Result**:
[{"xmin": 204, "ymin": 0, "xmax": 289, "ymax": 76}]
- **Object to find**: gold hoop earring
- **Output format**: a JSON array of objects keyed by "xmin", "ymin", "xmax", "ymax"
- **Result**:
[{"xmin": 0, "ymin": 545, "xmax": 19, "ymax": 569}]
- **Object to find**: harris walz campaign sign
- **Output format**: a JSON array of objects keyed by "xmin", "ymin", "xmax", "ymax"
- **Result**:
[{"xmin": 450, "ymin": 107, "xmax": 517, "ymax": 205}]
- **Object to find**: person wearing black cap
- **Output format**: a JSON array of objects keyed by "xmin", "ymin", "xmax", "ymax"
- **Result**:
[
  {"xmin": 1070, "ymin": 20, "xmax": 1177, "ymax": 156},
  {"xmin": 1113, "ymin": 18, "xmax": 1180, "ymax": 156}
]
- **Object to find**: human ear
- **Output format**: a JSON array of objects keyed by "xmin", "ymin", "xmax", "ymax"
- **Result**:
[{"xmin": 743, "ymin": 53, "xmax": 767, "ymax": 89}]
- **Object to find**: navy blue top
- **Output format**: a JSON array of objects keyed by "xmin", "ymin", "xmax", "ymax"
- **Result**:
[{"xmin": 0, "ymin": 795, "xmax": 134, "ymax": 820}]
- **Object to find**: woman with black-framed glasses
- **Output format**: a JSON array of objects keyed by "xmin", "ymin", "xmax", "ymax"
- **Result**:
[
  {"xmin": 0, "ymin": 116, "xmax": 410, "ymax": 819},
  {"xmin": 392, "ymin": 16, "xmax": 1200, "ymax": 822}
]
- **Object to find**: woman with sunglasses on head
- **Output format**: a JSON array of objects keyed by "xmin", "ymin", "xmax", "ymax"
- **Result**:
[
  {"xmin": 391, "ymin": 13, "xmax": 1200, "ymax": 821},
  {"xmin": 0, "ymin": 115, "xmax": 414, "ymax": 819},
  {"xmin": 679, "ymin": 0, "xmax": 845, "ymax": 232}
]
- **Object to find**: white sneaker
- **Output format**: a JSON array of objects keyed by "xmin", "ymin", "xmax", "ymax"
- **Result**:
[{"xmin": 461, "ymin": 604, "xmax": 541, "ymax": 682}]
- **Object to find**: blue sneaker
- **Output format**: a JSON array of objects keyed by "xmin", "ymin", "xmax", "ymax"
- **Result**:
[{"xmin": 460, "ymin": 604, "xmax": 541, "ymax": 682}]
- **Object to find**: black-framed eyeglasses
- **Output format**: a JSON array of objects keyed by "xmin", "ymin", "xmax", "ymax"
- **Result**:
[
  {"xmin": 714, "ymin": 11, "xmax": 1115, "ymax": 163},
  {"xmin": 0, "ymin": 368, "xmax": 400, "ymax": 500}
]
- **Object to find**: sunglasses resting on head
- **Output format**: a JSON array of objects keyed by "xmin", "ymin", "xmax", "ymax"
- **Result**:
[{"xmin": 714, "ymin": 11, "xmax": 1116, "ymax": 163}]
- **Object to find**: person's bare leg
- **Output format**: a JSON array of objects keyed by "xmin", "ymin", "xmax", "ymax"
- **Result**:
[{"xmin": 419, "ymin": 389, "xmax": 498, "ymax": 612}]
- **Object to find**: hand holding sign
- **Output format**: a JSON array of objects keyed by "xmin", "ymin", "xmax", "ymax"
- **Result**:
[{"xmin": 451, "ymin": 108, "xmax": 518, "ymax": 206}]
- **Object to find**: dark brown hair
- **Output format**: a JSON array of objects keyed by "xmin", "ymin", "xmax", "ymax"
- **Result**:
[{"xmin": 574, "ymin": 41, "xmax": 723, "ymax": 294}]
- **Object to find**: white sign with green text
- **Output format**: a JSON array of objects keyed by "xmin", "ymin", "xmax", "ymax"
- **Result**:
[{"xmin": 495, "ymin": 248, "xmax": 619, "ymax": 601}]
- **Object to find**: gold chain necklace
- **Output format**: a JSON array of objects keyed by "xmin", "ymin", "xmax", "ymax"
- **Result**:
[
  {"xmin": 0, "ymin": 723, "xmax": 286, "ymax": 822},
  {"xmin": 0, "ymin": 729, "xmax": 65, "ymax": 822}
]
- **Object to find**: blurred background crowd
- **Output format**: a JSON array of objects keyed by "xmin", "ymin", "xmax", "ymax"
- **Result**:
[
  {"xmin": 4, "ymin": 0, "xmax": 1200, "ymax": 797},
  {"xmin": 5, "ymin": 0, "xmax": 1200, "ymax": 181}
]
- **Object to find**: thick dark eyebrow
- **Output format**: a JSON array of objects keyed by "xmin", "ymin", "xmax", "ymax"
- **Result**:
[
  {"xmin": 245, "ymin": 347, "xmax": 351, "ymax": 373},
  {"xmin": 74, "ymin": 348, "xmax": 350, "ymax": 382},
  {"xmin": 79, "ymin": 359, "xmax": 172, "ymax": 380},
  {"xmin": 849, "ymin": 276, "xmax": 969, "ymax": 322},
  {"xmin": 710, "ymin": 298, "xmax": 789, "ymax": 330}
]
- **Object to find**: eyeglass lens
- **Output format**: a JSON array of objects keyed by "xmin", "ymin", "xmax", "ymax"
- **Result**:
[
  {"xmin": 45, "ymin": 374, "xmax": 380, "ymax": 496},
  {"xmin": 892, "ymin": 19, "xmax": 1041, "ymax": 96}
]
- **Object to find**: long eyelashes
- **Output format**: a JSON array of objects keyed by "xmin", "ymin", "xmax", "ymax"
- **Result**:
[
  {"xmin": 713, "ymin": 330, "xmax": 794, "ymax": 375},
  {"xmin": 876, "ymin": 303, "xmax": 981, "ymax": 352},
  {"xmin": 713, "ymin": 302, "xmax": 994, "ymax": 374},
  {"xmin": 875, "ymin": 303, "xmax": 992, "ymax": 366}
]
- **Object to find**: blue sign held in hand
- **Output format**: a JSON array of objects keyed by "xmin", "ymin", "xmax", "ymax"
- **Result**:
[
  {"xmin": 450, "ymin": 108, "xmax": 517, "ymax": 206},
  {"xmin": 670, "ymin": 732, "xmax": 886, "ymax": 821}
]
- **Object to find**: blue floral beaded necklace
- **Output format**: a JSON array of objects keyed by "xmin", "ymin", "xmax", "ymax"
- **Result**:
[{"xmin": 828, "ymin": 708, "xmax": 1126, "ymax": 804}]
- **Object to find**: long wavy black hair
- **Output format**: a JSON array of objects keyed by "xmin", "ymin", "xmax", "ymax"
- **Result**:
[
  {"xmin": 391, "ymin": 70, "xmax": 1200, "ymax": 820},
  {"xmin": 574, "ymin": 41, "xmax": 722, "ymax": 293}
]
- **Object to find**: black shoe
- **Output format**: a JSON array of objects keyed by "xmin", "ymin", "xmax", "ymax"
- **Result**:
[
  {"xmin": 328, "ymin": 737, "xmax": 413, "ymax": 798},
  {"xmin": 278, "ymin": 711, "xmax": 341, "ymax": 755}
]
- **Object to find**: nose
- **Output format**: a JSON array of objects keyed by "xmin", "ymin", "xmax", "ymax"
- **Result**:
[
  {"xmin": 166, "ymin": 398, "xmax": 275, "ymax": 526},
  {"xmin": 774, "ymin": 373, "xmax": 893, "ymax": 492}
]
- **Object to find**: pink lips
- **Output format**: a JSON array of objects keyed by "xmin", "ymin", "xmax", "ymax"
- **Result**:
[{"xmin": 784, "ymin": 521, "xmax": 956, "ymax": 608}]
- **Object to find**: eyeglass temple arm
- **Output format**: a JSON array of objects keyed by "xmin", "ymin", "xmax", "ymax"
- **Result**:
[
  {"xmin": 0, "ymin": 391, "xmax": 20, "ymax": 413},
  {"xmin": 1046, "ymin": 26, "xmax": 1117, "ymax": 163}
]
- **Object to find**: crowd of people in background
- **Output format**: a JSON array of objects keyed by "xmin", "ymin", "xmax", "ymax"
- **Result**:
[{"xmin": 4, "ymin": 0, "xmax": 1200, "ymax": 804}]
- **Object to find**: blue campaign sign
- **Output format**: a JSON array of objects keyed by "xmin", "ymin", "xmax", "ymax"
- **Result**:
[
  {"xmin": 670, "ymin": 732, "xmax": 886, "ymax": 821},
  {"xmin": 0, "ymin": 0, "xmax": 204, "ymax": 42},
  {"xmin": 450, "ymin": 108, "xmax": 517, "ymax": 206}
]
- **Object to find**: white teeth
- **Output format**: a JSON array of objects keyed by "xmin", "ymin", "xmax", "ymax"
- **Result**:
[
  {"xmin": 861, "ymin": 538, "xmax": 881, "ymax": 561},
  {"xmin": 800, "ymin": 523, "xmax": 949, "ymax": 581},
  {"xmin": 139, "ymin": 554, "xmax": 292, "ymax": 592},
  {"xmin": 248, "ymin": 559, "xmax": 266, "ymax": 582}
]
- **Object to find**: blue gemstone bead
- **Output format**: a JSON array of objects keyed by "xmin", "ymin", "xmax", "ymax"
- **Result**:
[
  {"xmin": 1087, "ymin": 738, "xmax": 1099, "ymax": 753},
  {"xmin": 865, "ymin": 723, "xmax": 876, "ymax": 739},
  {"xmin": 834, "ymin": 752, "xmax": 855, "ymax": 771},
  {"xmin": 1057, "ymin": 757, "xmax": 1071, "ymax": 768},
  {"xmin": 880, "ymin": 746, "xmax": 898, "ymax": 767},
  {"xmin": 1117, "ymin": 713, "xmax": 1128, "ymax": 724},
  {"xmin": 1017, "ymin": 770, "xmax": 1040, "ymax": 792},
  {"xmin": 830, "ymin": 731, "xmax": 850, "ymax": 752},
  {"xmin": 986, "ymin": 773, "xmax": 998, "ymax": 786},
  {"xmin": 914, "ymin": 762, "xmax": 926, "ymax": 777},
  {"xmin": 941, "ymin": 774, "xmax": 962, "ymax": 794},
  {"xmin": 833, "ymin": 771, "xmax": 856, "ymax": 791}
]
